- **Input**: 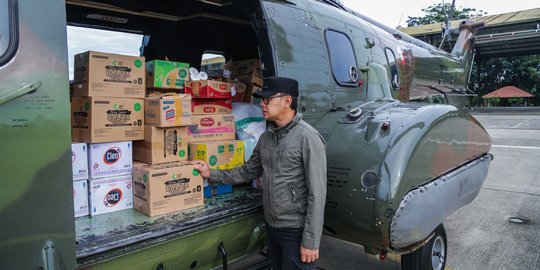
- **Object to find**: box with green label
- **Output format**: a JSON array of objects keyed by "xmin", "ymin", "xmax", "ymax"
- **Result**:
[
  {"xmin": 132, "ymin": 161, "xmax": 204, "ymax": 217},
  {"xmin": 188, "ymin": 140, "xmax": 245, "ymax": 170},
  {"xmin": 146, "ymin": 60, "xmax": 190, "ymax": 89},
  {"xmin": 71, "ymin": 97, "xmax": 144, "ymax": 143},
  {"xmin": 72, "ymin": 51, "xmax": 145, "ymax": 98},
  {"xmin": 133, "ymin": 126, "xmax": 188, "ymax": 165}
]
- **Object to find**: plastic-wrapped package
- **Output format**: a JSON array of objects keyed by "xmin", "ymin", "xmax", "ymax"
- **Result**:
[{"xmin": 232, "ymin": 103, "xmax": 266, "ymax": 162}]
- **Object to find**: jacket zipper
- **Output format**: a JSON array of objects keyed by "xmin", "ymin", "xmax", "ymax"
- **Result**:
[{"xmin": 289, "ymin": 185, "xmax": 297, "ymax": 202}]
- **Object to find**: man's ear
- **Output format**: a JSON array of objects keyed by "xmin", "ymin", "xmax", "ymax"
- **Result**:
[{"xmin": 284, "ymin": 96, "xmax": 293, "ymax": 107}]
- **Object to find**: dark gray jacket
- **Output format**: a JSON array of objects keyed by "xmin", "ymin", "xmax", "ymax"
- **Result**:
[{"xmin": 209, "ymin": 113, "xmax": 327, "ymax": 249}]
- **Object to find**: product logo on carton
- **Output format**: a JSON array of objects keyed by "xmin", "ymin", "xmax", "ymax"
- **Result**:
[
  {"xmin": 165, "ymin": 109, "xmax": 176, "ymax": 121},
  {"xmin": 106, "ymin": 110, "xmax": 131, "ymax": 126},
  {"xmin": 72, "ymin": 151, "xmax": 76, "ymax": 163},
  {"xmin": 103, "ymin": 147, "xmax": 122, "ymax": 165},
  {"xmin": 105, "ymin": 65, "xmax": 131, "ymax": 81},
  {"xmin": 165, "ymin": 178, "xmax": 190, "ymax": 197},
  {"xmin": 203, "ymin": 107, "xmax": 216, "ymax": 113},
  {"xmin": 219, "ymin": 84, "xmax": 227, "ymax": 90},
  {"xmin": 104, "ymin": 188, "xmax": 123, "ymax": 207},
  {"xmin": 200, "ymin": 117, "xmax": 214, "ymax": 127}
]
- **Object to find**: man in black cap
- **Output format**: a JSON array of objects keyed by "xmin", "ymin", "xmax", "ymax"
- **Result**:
[{"xmin": 193, "ymin": 76, "xmax": 327, "ymax": 270}]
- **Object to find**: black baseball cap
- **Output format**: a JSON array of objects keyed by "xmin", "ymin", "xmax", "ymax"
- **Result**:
[{"xmin": 253, "ymin": 76, "xmax": 299, "ymax": 98}]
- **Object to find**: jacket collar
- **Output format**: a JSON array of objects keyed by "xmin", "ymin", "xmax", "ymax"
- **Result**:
[{"xmin": 268, "ymin": 113, "xmax": 302, "ymax": 135}]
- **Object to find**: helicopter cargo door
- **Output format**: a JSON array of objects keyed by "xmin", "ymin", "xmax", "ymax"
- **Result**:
[{"xmin": 0, "ymin": 0, "xmax": 76, "ymax": 268}]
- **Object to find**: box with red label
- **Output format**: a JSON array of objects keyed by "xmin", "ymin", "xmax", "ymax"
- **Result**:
[
  {"xmin": 133, "ymin": 126, "xmax": 188, "ymax": 164},
  {"xmin": 188, "ymin": 114, "xmax": 236, "ymax": 143},
  {"xmin": 185, "ymin": 80, "xmax": 232, "ymax": 99},
  {"xmin": 191, "ymin": 99, "xmax": 232, "ymax": 115},
  {"xmin": 88, "ymin": 175, "xmax": 133, "ymax": 216},
  {"xmin": 132, "ymin": 161, "xmax": 204, "ymax": 216},
  {"xmin": 73, "ymin": 179, "xmax": 89, "ymax": 218},
  {"xmin": 145, "ymin": 94, "xmax": 192, "ymax": 127},
  {"xmin": 88, "ymin": 141, "xmax": 132, "ymax": 179},
  {"xmin": 72, "ymin": 143, "xmax": 88, "ymax": 181}
]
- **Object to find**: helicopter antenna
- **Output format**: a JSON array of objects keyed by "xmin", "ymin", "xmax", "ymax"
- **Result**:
[{"xmin": 439, "ymin": 0, "xmax": 456, "ymax": 50}]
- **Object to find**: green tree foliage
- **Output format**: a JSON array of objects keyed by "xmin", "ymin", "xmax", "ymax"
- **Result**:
[
  {"xmin": 406, "ymin": 3, "xmax": 487, "ymax": 27},
  {"xmin": 469, "ymin": 55, "xmax": 540, "ymax": 105}
]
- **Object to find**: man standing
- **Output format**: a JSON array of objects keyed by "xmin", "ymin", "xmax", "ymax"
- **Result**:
[{"xmin": 193, "ymin": 76, "xmax": 327, "ymax": 270}]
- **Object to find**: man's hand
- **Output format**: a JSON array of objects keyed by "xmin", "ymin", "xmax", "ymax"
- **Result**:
[
  {"xmin": 191, "ymin": 160, "xmax": 211, "ymax": 178},
  {"xmin": 300, "ymin": 246, "xmax": 319, "ymax": 263}
]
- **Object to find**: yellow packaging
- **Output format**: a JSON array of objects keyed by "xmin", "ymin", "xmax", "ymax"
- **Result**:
[{"xmin": 188, "ymin": 140, "xmax": 244, "ymax": 170}]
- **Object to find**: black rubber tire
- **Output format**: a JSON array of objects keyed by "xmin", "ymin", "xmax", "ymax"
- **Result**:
[{"xmin": 401, "ymin": 224, "xmax": 447, "ymax": 270}]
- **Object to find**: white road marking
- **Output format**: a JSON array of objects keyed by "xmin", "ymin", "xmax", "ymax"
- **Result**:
[
  {"xmin": 492, "ymin": 145, "xmax": 540, "ymax": 150},
  {"xmin": 510, "ymin": 116, "xmax": 535, "ymax": 128}
]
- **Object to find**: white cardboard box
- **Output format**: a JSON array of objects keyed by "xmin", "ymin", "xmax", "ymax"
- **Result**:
[
  {"xmin": 88, "ymin": 141, "xmax": 132, "ymax": 179},
  {"xmin": 88, "ymin": 175, "xmax": 133, "ymax": 216},
  {"xmin": 72, "ymin": 143, "xmax": 88, "ymax": 181},
  {"xmin": 73, "ymin": 179, "xmax": 89, "ymax": 218}
]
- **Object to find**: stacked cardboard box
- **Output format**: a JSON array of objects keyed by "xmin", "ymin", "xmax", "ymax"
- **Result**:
[
  {"xmin": 222, "ymin": 59, "xmax": 263, "ymax": 103},
  {"xmin": 132, "ymin": 161, "xmax": 204, "ymax": 216},
  {"xmin": 133, "ymin": 87, "xmax": 204, "ymax": 216},
  {"xmin": 185, "ymin": 80, "xmax": 244, "ymax": 197},
  {"xmin": 70, "ymin": 51, "xmax": 145, "ymax": 217}
]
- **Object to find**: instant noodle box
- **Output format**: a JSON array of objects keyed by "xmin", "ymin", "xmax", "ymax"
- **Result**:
[
  {"xmin": 71, "ymin": 97, "xmax": 144, "ymax": 143},
  {"xmin": 185, "ymin": 80, "xmax": 232, "ymax": 99},
  {"xmin": 133, "ymin": 126, "xmax": 188, "ymax": 164},
  {"xmin": 132, "ymin": 161, "xmax": 204, "ymax": 217}
]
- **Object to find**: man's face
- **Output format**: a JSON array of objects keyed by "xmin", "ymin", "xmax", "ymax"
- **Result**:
[{"xmin": 259, "ymin": 93, "xmax": 291, "ymax": 121}]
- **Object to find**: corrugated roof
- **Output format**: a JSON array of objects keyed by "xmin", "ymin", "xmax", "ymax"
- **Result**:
[
  {"xmin": 398, "ymin": 7, "xmax": 540, "ymax": 36},
  {"xmin": 482, "ymin": 86, "xmax": 535, "ymax": 98}
]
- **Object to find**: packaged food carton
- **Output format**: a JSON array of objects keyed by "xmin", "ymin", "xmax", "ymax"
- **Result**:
[
  {"xmin": 145, "ymin": 94, "xmax": 191, "ymax": 127},
  {"xmin": 185, "ymin": 80, "xmax": 232, "ymax": 99},
  {"xmin": 191, "ymin": 99, "xmax": 232, "ymax": 115},
  {"xmin": 132, "ymin": 161, "xmax": 204, "ymax": 216},
  {"xmin": 188, "ymin": 140, "xmax": 244, "ymax": 170},
  {"xmin": 133, "ymin": 126, "xmax": 188, "ymax": 164},
  {"xmin": 146, "ymin": 60, "xmax": 189, "ymax": 89},
  {"xmin": 188, "ymin": 114, "xmax": 235, "ymax": 143},
  {"xmin": 72, "ymin": 51, "xmax": 145, "ymax": 98},
  {"xmin": 71, "ymin": 97, "xmax": 144, "ymax": 143}
]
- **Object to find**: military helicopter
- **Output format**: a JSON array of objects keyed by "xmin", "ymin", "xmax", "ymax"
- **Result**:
[{"xmin": 0, "ymin": 0, "xmax": 491, "ymax": 269}]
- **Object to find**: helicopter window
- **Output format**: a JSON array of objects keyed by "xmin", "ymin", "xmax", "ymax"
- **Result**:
[
  {"xmin": 384, "ymin": 48, "xmax": 399, "ymax": 90},
  {"xmin": 0, "ymin": 0, "xmax": 18, "ymax": 67},
  {"xmin": 324, "ymin": 29, "xmax": 358, "ymax": 87}
]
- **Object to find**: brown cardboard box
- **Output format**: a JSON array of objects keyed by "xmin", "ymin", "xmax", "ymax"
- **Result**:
[
  {"xmin": 188, "ymin": 140, "xmax": 244, "ymax": 170},
  {"xmin": 188, "ymin": 114, "xmax": 235, "ymax": 143},
  {"xmin": 191, "ymin": 99, "xmax": 232, "ymax": 115},
  {"xmin": 185, "ymin": 80, "xmax": 232, "ymax": 99},
  {"xmin": 146, "ymin": 60, "xmax": 189, "ymax": 89},
  {"xmin": 145, "ymin": 94, "xmax": 191, "ymax": 127},
  {"xmin": 71, "ymin": 97, "xmax": 144, "ymax": 143},
  {"xmin": 225, "ymin": 59, "xmax": 263, "ymax": 87},
  {"xmin": 243, "ymin": 84, "xmax": 263, "ymax": 103},
  {"xmin": 72, "ymin": 51, "xmax": 145, "ymax": 98},
  {"xmin": 132, "ymin": 161, "xmax": 204, "ymax": 216},
  {"xmin": 133, "ymin": 126, "xmax": 188, "ymax": 164},
  {"xmin": 232, "ymin": 81, "xmax": 247, "ymax": 102}
]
